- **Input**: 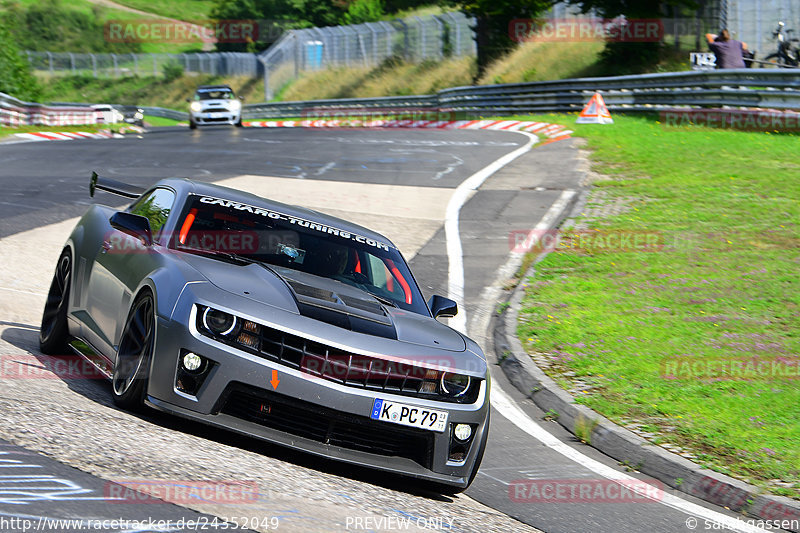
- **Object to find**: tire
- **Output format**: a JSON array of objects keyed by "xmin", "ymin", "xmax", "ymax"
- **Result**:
[
  {"xmin": 762, "ymin": 53, "xmax": 782, "ymax": 68},
  {"xmin": 189, "ymin": 119, "xmax": 197, "ymax": 130},
  {"xmin": 112, "ymin": 291, "xmax": 155, "ymax": 410},
  {"xmin": 39, "ymin": 250, "xmax": 71, "ymax": 354},
  {"xmin": 235, "ymin": 117, "xmax": 243, "ymax": 127}
]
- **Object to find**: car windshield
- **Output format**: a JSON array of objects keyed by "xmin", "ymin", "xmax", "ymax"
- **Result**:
[
  {"xmin": 172, "ymin": 195, "xmax": 429, "ymax": 315},
  {"xmin": 194, "ymin": 90, "xmax": 234, "ymax": 100}
]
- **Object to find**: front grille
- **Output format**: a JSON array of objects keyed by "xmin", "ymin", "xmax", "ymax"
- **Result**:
[
  {"xmin": 220, "ymin": 384, "xmax": 434, "ymax": 468},
  {"xmin": 197, "ymin": 306, "xmax": 481, "ymax": 404},
  {"xmin": 257, "ymin": 325, "xmax": 442, "ymax": 398}
]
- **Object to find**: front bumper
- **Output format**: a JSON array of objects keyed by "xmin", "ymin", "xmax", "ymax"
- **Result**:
[
  {"xmin": 146, "ymin": 291, "xmax": 489, "ymax": 487},
  {"xmin": 190, "ymin": 110, "xmax": 240, "ymax": 125}
]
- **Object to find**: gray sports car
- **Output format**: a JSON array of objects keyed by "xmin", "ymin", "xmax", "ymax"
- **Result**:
[{"xmin": 39, "ymin": 173, "xmax": 490, "ymax": 491}]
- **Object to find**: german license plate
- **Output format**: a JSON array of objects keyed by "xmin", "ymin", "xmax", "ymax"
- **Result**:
[{"xmin": 370, "ymin": 398, "xmax": 448, "ymax": 432}]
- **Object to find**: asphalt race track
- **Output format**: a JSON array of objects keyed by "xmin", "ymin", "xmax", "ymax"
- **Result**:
[{"xmin": 0, "ymin": 126, "xmax": 776, "ymax": 533}]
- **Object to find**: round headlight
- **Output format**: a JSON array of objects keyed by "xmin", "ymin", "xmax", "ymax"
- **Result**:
[
  {"xmin": 440, "ymin": 372, "xmax": 470, "ymax": 397},
  {"xmin": 190, "ymin": 101, "xmax": 202, "ymax": 112},
  {"xmin": 230, "ymin": 100, "xmax": 241, "ymax": 111},
  {"xmin": 202, "ymin": 308, "xmax": 238, "ymax": 336}
]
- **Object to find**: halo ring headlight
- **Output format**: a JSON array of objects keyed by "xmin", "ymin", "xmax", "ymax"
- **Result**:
[
  {"xmin": 440, "ymin": 372, "xmax": 470, "ymax": 397},
  {"xmin": 202, "ymin": 307, "xmax": 238, "ymax": 336}
]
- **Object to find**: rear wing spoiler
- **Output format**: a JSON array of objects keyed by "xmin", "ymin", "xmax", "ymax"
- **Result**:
[{"xmin": 90, "ymin": 171, "xmax": 145, "ymax": 199}]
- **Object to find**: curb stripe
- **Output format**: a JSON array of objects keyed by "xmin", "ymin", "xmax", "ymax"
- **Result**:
[{"xmin": 243, "ymin": 119, "xmax": 572, "ymax": 141}]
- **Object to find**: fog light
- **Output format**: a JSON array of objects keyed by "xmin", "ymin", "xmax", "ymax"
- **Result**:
[
  {"xmin": 182, "ymin": 352, "xmax": 202, "ymax": 372},
  {"xmin": 454, "ymin": 423, "xmax": 472, "ymax": 442}
]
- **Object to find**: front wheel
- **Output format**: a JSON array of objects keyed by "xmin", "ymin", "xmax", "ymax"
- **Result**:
[
  {"xmin": 112, "ymin": 292, "xmax": 155, "ymax": 410},
  {"xmin": 189, "ymin": 119, "xmax": 197, "ymax": 130},
  {"xmin": 235, "ymin": 117, "xmax": 243, "ymax": 127},
  {"xmin": 39, "ymin": 250, "xmax": 71, "ymax": 354}
]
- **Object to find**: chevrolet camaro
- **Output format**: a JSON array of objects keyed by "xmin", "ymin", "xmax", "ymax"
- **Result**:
[{"xmin": 39, "ymin": 173, "xmax": 490, "ymax": 491}]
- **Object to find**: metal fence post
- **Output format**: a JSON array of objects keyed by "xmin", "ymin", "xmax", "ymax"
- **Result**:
[
  {"xmin": 91, "ymin": 54, "xmax": 97, "ymax": 77},
  {"xmin": 414, "ymin": 17, "xmax": 425, "ymax": 60},
  {"xmin": 132, "ymin": 53, "xmax": 138, "ymax": 76},
  {"xmin": 69, "ymin": 52, "xmax": 76, "ymax": 74}
]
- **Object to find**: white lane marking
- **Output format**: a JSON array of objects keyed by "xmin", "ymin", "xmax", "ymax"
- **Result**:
[
  {"xmin": 315, "ymin": 161, "xmax": 336, "ymax": 175},
  {"xmin": 490, "ymin": 384, "xmax": 768, "ymax": 533},
  {"xmin": 445, "ymin": 132, "xmax": 538, "ymax": 333}
]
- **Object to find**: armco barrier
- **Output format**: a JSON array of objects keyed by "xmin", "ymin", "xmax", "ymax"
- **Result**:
[
  {"xmin": 6, "ymin": 69, "xmax": 798, "ymax": 128},
  {"xmin": 241, "ymin": 69, "xmax": 800, "ymax": 119},
  {"xmin": 0, "ymin": 92, "xmax": 97, "ymax": 127}
]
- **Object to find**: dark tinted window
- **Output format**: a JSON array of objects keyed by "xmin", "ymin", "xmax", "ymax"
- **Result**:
[{"xmin": 173, "ymin": 195, "xmax": 428, "ymax": 315}]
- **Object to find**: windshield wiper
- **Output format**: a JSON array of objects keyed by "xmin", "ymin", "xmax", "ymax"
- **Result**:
[
  {"xmin": 366, "ymin": 292, "xmax": 398, "ymax": 308},
  {"xmin": 178, "ymin": 247, "xmax": 258, "ymax": 266}
]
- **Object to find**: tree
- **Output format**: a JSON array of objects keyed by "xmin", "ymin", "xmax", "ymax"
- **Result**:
[
  {"xmin": 0, "ymin": 21, "xmax": 40, "ymax": 101},
  {"xmin": 210, "ymin": 0, "xmax": 351, "ymax": 52},
  {"xmin": 564, "ymin": 0, "xmax": 699, "ymax": 73},
  {"xmin": 442, "ymin": 0, "xmax": 554, "ymax": 78}
]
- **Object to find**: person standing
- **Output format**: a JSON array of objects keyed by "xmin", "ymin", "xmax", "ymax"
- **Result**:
[{"xmin": 705, "ymin": 29, "xmax": 749, "ymax": 69}]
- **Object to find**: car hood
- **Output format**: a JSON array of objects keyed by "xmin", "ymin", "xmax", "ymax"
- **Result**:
[
  {"xmin": 198, "ymin": 99, "xmax": 235, "ymax": 108},
  {"xmin": 180, "ymin": 254, "xmax": 467, "ymax": 353}
]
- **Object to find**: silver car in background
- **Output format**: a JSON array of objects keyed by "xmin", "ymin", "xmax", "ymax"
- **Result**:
[{"xmin": 188, "ymin": 85, "xmax": 243, "ymax": 129}]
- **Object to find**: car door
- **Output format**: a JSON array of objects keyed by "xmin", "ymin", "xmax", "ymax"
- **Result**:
[{"xmin": 85, "ymin": 188, "xmax": 176, "ymax": 355}]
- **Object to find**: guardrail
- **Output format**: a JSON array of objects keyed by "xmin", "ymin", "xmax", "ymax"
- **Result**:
[
  {"xmin": 0, "ymin": 92, "xmax": 98, "ymax": 127},
  {"xmin": 5, "ymin": 70, "xmax": 800, "ymax": 128},
  {"xmin": 140, "ymin": 106, "xmax": 189, "ymax": 121},
  {"xmin": 241, "ymin": 69, "xmax": 800, "ymax": 119}
]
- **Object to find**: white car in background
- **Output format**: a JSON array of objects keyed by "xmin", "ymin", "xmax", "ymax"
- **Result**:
[
  {"xmin": 92, "ymin": 104, "xmax": 124, "ymax": 125},
  {"xmin": 187, "ymin": 85, "xmax": 243, "ymax": 129}
]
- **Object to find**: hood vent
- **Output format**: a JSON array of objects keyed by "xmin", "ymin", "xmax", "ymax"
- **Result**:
[{"xmin": 282, "ymin": 275, "xmax": 397, "ymax": 340}]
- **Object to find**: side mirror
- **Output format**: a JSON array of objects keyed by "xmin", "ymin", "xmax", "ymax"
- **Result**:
[
  {"xmin": 239, "ymin": 96, "xmax": 245, "ymax": 101},
  {"xmin": 428, "ymin": 295, "xmax": 458, "ymax": 319},
  {"xmin": 110, "ymin": 212, "xmax": 152, "ymax": 246},
  {"xmin": 185, "ymin": 98, "xmax": 191, "ymax": 103}
]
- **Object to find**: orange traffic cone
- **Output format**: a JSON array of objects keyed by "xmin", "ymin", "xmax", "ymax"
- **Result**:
[{"xmin": 576, "ymin": 93, "xmax": 613, "ymax": 124}]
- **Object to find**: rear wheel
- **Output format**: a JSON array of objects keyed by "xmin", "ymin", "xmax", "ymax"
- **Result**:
[
  {"xmin": 762, "ymin": 53, "xmax": 782, "ymax": 68},
  {"xmin": 39, "ymin": 250, "xmax": 71, "ymax": 354},
  {"xmin": 112, "ymin": 292, "xmax": 155, "ymax": 410}
]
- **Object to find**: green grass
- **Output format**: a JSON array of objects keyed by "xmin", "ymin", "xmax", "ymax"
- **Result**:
[
  {"xmin": 113, "ymin": 0, "xmax": 214, "ymax": 22},
  {"xmin": 142, "ymin": 115, "xmax": 184, "ymax": 126},
  {"xmin": 37, "ymin": 74, "xmax": 262, "ymax": 109},
  {"xmin": 277, "ymin": 56, "xmax": 477, "ymax": 102},
  {"xmin": 514, "ymin": 114, "xmax": 799, "ymax": 499},
  {"xmin": 1, "ymin": 0, "xmax": 206, "ymax": 53}
]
